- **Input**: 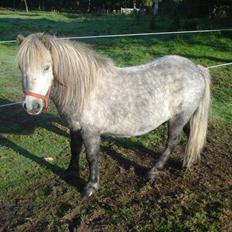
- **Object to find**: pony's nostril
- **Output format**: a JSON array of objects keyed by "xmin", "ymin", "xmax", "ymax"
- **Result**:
[
  {"xmin": 23, "ymin": 102, "xmax": 27, "ymax": 110},
  {"xmin": 33, "ymin": 102, "xmax": 41, "ymax": 112}
]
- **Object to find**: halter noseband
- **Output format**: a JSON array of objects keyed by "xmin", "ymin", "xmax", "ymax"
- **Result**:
[
  {"xmin": 25, "ymin": 88, "xmax": 51, "ymax": 110},
  {"xmin": 23, "ymin": 74, "xmax": 64, "ymax": 111}
]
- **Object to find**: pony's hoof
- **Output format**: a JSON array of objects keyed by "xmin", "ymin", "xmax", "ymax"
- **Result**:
[{"xmin": 82, "ymin": 183, "xmax": 98, "ymax": 197}]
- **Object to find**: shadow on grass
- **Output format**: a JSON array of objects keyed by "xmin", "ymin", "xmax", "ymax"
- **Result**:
[
  {"xmin": 0, "ymin": 97, "xmax": 164, "ymax": 193},
  {"xmin": 0, "ymin": 98, "xmax": 68, "ymax": 137},
  {"xmin": 0, "ymin": 97, "xmax": 161, "ymax": 192},
  {"xmin": 0, "ymin": 98, "xmax": 85, "ymax": 192},
  {"xmin": 0, "ymin": 97, "xmax": 182, "ymax": 189},
  {"xmin": 0, "ymin": 134, "xmax": 85, "ymax": 193},
  {"xmin": 0, "ymin": 15, "xmax": 151, "ymax": 41}
]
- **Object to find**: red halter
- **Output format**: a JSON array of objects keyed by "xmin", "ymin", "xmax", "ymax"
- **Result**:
[
  {"xmin": 25, "ymin": 88, "xmax": 51, "ymax": 110},
  {"xmin": 23, "ymin": 74, "xmax": 64, "ymax": 111}
]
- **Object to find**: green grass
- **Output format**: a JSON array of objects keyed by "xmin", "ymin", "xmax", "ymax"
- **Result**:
[{"xmin": 0, "ymin": 9, "xmax": 231, "ymax": 231}]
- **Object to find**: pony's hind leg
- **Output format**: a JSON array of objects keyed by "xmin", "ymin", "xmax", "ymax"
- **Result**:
[{"xmin": 147, "ymin": 114, "xmax": 189, "ymax": 180}]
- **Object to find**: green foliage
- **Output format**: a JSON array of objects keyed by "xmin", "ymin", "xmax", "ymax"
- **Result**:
[
  {"xmin": 143, "ymin": 0, "xmax": 154, "ymax": 7},
  {"xmin": 0, "ymin": 0, "xmax": 232, "ymax": 20}
]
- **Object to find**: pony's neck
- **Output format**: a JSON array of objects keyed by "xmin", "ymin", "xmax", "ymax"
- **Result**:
[{"xmin": 49, "ymin": 39, "xmax": 115, "ymax": 117}]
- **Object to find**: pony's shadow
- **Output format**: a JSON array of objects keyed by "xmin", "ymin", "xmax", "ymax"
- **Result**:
[
  {"xmin": 0, "ymin": 98, "xmax": 85, "ymax": 192},
  {"xmin": 0, "ymin": 98, "xmax": 68, "ymax": 137},
  {"xmin": 102, "ymin": 142, "xmax": 184, "ymax": 188},
  {"xmin": 0, "ymin": 135, "xmax": 85, "ymax": 192},
  {"xmin": 101, "ymin": 144, "xmax": 151, "ymax": 178},
  {"xmin": 102, "ymin": 136, "xmax": 183, "ymax": 180},
  {"xmin": 0, "ymin": 98, "xmax": 181, "ymax": 192}
]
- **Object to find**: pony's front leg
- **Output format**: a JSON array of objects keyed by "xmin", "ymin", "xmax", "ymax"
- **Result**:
[
  {"xmin": 82, "ymin": 130, "xmax": 101, "ymax": 197},
  {"xmin": 63, "ymin": 130, "xmax": 83, "ymax": 179}
]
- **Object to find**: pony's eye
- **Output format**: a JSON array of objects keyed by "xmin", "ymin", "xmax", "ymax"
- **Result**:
[{"xmin": 44, "ymin": 65, "xmax": 50, "ymax": 71}]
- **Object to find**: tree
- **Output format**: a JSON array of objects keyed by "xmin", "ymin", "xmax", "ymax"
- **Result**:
[
  {"xmin": 143, "ymin": 0, "xmax": 160, "ymax": 29},
  {"xmin": 87, "ymin": 0, "xmax": 91, "ymax": 12},
  {"xmin": 23, "ymin": 0, "xmax": 29, "ymax": 12},
  {"xmin": 152, "ymin": 0, "xmax": 159, "ymax": 16}
]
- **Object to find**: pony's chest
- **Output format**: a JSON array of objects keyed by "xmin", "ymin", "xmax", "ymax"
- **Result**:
[{"xmin": 59, "ymin": 111, "xmax": 81, "ymax": 131}]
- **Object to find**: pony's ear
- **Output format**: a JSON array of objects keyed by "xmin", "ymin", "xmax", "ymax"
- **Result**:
[
  {"xmin": 41, "ymin": 33, "xmax": 52, "ymax": 50},
  {"xmin": 17, "ymin": 34, "xmax": 24, "ymax": 45}
]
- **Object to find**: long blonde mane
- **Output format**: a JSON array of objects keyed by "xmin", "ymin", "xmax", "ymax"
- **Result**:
[{"xmin": 17, "ymin": 33, "xmax": 115, "ymax": 115}]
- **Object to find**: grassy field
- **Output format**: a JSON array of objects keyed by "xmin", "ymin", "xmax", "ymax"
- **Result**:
[{"xmin": 0, "ymin": 9, "xmax": 231, "ymax": 232}]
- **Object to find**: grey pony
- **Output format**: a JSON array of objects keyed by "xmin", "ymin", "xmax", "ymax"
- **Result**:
[{"xmin": 16, "ymin": 33, "xmax": 211, "ymax": 197}]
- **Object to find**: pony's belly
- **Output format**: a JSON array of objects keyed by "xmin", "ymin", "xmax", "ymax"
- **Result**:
[
  {"xmin": 102, "ymin": 117, "xmax": 167, "ymax": 138},
  {"xmin": 98, "ymin": 101, "xmax": 172, "ymax": 138},
  {"xmin": 102, "ymin": 127, "xmax": 158, "ymax": 138}
]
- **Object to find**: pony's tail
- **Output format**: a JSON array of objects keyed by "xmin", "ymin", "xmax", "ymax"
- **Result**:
[{"xmin": 183, "ymin": 65, "xmax": 211, "ymax": 167}]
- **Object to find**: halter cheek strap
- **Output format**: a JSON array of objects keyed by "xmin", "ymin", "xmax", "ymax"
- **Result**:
[{"xmin": 25, "ymin": 88, "xmax": 51, "ymax": 110}]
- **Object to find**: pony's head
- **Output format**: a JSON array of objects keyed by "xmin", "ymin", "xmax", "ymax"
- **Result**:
[
  {"xmin": 16, "ymin": 33, "xmax": 53, "ymax": 115},
  {"xmin": 16, "ymin": 33, "xmax": 115, "ymax": 116}
]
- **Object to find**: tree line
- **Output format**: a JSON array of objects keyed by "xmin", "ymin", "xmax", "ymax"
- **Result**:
[{"xmin": 0, "ymin": 0, "xmax": 231, "ymax": 18}]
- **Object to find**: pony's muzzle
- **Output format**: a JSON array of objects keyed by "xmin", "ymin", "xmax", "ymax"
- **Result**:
[{"xmin": 23, "ymin": 97, "xmax": 44, "ymax": 115}]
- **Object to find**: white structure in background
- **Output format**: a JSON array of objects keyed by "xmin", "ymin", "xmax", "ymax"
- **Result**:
[
  {"xmin": 121, "ymin": 1, "xmax": 140, "ymax": 15},
  {"xmin": 121, "ymin": 8, "xmax": 135, "ymax": 14}
]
